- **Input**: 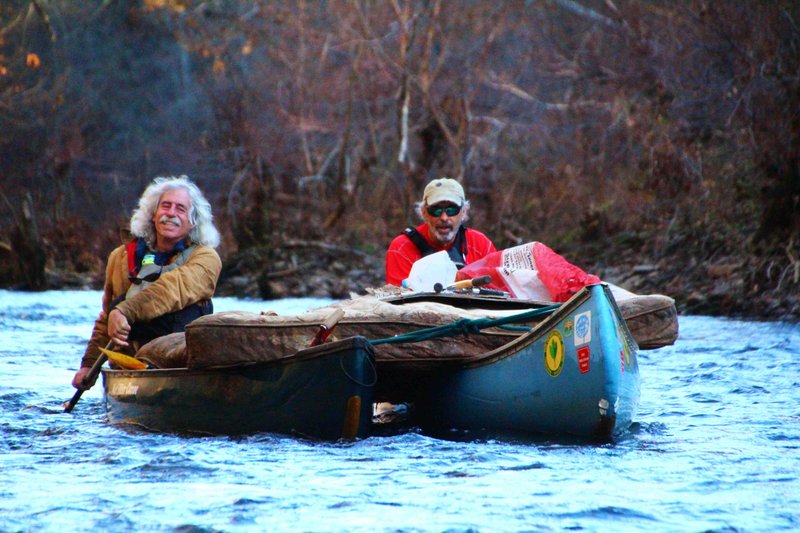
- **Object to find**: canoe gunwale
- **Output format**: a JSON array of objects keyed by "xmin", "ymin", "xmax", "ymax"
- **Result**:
[
  {"xmin": 454, "ymin": 287, "xmax": 593, "ymax": 369},
  {"xmin": 383, "ymin": 292, "xmax": 555, "ymax": 310},
  {"xmin": 105, "ymin": 335, "xmax": 376, "ymax": 375},
  {"xmin": 381, "ymin": 283, "xmax": 677, "ymax": 350}
]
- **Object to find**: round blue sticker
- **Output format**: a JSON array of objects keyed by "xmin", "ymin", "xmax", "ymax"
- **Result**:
[{"xmin": 576, "ymin": 314, "xmax": 589, "ymax": 339}]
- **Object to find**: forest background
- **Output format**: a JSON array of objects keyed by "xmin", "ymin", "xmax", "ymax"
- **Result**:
[{"xmin": 1, "ymin": 0, "xmax": 798, "ymax": 321}]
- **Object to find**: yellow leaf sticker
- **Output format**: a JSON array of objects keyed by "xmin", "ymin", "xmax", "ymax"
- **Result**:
[{"xmin": 544, "ymin": 330, "xmax": 564, "ymax": 377}]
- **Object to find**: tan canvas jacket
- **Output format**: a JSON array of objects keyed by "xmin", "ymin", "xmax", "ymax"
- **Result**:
[{"xmin": 81, "ymin": 242, "xmax": 222, "ymax": 367}]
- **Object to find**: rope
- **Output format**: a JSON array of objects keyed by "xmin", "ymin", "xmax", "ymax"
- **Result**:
[
  {"xmin": 369, "ymin": 304, "xmax": 561, "ymax": 346},
  {"xmin": 339, "ymin": 351, "xmax": 378, "ymax": 387}
]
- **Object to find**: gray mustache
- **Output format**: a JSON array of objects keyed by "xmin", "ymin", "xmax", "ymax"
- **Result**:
[{"xmin": 159, "ymin": 215, "xmax": 182, "ymax": 226}]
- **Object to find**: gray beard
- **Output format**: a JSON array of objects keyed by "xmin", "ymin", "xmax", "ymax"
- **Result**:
[{"xmin": 432, "ymin": 225, "xmax": 459, "ymax": 246}]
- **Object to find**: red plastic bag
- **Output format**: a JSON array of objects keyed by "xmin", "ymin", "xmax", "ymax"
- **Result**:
[{"xmin": 457, "ymin": 242, "xmax": 601, "ymax": 302}]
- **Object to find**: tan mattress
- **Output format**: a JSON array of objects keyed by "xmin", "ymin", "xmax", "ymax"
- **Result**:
[
  {"xmin": 142, "ymin": 288, "xmax": 677, "ymax": 369},
  {"xmin": 183, "ymin": 298, "xmax": 515, "ymax": 369}
]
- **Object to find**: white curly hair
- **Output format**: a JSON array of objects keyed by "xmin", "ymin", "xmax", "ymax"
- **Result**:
[{"xmin": 129, "ymin": 175, "xmax": 220, "ymax": 248}]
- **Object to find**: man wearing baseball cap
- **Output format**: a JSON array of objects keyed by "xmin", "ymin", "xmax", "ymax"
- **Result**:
[{"xmin": 385, "ymin": 177, "xmax": 496, "ymax": 286}]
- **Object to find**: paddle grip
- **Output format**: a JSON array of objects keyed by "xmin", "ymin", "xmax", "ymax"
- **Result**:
[
  {"xmin": 309, "ymin": 308, "xmax": 346, "ymax": 347},
  {"xmin": 446, "ymin": 275, "xmax": 493, "ymax": 291}
]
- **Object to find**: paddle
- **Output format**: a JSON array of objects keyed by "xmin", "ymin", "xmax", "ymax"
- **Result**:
[
  {"xmin": 63, "ymin": 341, "xmax": 112, "ymax": 413},
  {"xmin": 99, "ymin": 346, "xmax": 148, "ymax": 370},
  {"xmin": 433, "ymin": 275, "xmax": 492, "ymax": 293},
  {"xmin": 309, "ymin": 308, "xmax": 346, "ymax": 347}
]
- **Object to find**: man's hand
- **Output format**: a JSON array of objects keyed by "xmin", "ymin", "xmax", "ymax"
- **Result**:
[
  {"xmin": 71, "ymin": 366, "xmax": 97, "ymax": 390},
  {"xmin": 107, "ymin": 309, "xmax": 131, "ymax": 346}
]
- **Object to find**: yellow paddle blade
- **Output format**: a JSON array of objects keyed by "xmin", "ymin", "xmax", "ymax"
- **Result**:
[{"xmin": 99, "ymin": 347, "xmax": 148, "ymax": 370}]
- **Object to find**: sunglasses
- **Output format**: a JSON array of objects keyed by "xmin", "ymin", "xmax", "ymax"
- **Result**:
[{"xmin": 426, "ymin": 204, "xmax": 462, "ymax": 217}]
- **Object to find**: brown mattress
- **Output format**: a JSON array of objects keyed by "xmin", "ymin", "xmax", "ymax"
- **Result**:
[{"xmin": 139, "ymin": 288, "xmax": 678, "ymax": 369}]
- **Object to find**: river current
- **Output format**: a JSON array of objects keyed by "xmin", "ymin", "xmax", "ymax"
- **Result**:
[{"xmin": 1, "ymin": 289, "xmax": 798, "ymax": 532}]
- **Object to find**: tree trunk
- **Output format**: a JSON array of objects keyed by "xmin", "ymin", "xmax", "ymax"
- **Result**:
[{"xmin": 10, "ymin": 192, "xmax": 48, "ymax": 291}]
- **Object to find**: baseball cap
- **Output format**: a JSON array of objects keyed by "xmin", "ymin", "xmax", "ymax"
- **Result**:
[{"xmin": 422, "ymin": 178, "xmax": 465, "ymax": 206}]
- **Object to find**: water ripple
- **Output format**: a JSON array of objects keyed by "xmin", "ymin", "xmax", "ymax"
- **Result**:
[{"xmin": 1, "ymin": 291, "xmax": 800, "ymax": 532}]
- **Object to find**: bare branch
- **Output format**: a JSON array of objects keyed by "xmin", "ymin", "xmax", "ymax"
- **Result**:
[
  {"xmin": 551, "ymin": 0, "xmax": 616, "ymax": 28},
  {"xmin": 481, "ymin": 73, "xmax": 608, "ymax": 112}
]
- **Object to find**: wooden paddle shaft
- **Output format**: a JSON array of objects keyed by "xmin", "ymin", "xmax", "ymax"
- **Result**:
[{"xmin": 63, "ymin": 342, "xmax": 112, "ymax": 413}]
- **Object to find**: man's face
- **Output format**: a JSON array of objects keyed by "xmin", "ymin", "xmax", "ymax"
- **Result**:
[
  {"xmin": 152, "ymin": 187, "xmax": 193, "ymax": 248},
  {"xmin": 422, "ymin": 201, "xmax": 465, "ymax": 247}
]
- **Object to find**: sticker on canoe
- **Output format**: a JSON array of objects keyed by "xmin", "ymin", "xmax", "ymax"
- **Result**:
[
  {"xmin": 577, "ymin": 346, "xmax": 590, "ymax": 374},
  {"xmin": 562, "ymin": 318, "xmax": 574, "ymax": 336},
  {"xmin": 544, "ymin": 330, "xmax": 564, "ymax": 377},
  {"xmin": 107, "ymin": 382, "xmax": 139, "ymax": 396},
  {"xmin": 574, "ymin": 311, "xmax": 592, "ymax": 345}
]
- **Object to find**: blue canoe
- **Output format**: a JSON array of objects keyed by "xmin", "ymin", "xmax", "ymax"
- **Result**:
[
  {"xmin": 375, "ymin": 284, "xmax": 640, "ymax": 440},
  {"xmin": 102, "ymin": 336, "xmax": 376, "ymax": 440}
]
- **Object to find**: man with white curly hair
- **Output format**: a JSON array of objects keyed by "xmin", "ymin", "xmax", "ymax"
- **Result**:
[{"xmin": 71, "ymin": 175, "xmax": 222, "ymax": 391}]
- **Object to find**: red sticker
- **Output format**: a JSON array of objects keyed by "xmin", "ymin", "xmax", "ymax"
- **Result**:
[
  {"xmin": 620, "ymin": 349, "xmax": 625, "ymax": 373},
  {"xmin": 577, "ymin": 346, "xmax": 590, "ymax": 374}
]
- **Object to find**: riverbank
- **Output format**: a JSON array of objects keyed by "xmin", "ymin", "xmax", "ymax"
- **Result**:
[{"xmin": 30, "ymin": 238, "xmax": 800, "ymax": 323}]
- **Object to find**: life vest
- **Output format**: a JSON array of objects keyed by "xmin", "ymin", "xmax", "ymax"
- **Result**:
[
  {"xmin": 125, "ymin": 239, "xmax": 196, "ymax": 298},
  {"xmin": 402, "ymin": 226, "xmax": 468, "ymax": 269},
  {"xmin": 111, "ymin": 239, "xmax": 211, "ymax": 350}
]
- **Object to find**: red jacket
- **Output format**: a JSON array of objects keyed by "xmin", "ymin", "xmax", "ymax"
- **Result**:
[{"xmin": 385, "ymin": 223, "xmax": 496, "ymax": 286}]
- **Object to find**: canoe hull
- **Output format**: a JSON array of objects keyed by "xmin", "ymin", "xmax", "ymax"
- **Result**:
[
  {"xmin": 102, "ymin": 336, "xmax": 376, "ymax": 440},
  {"xmin": 402, "ymin": 285, "xmax": 640, "ymax": 440}
]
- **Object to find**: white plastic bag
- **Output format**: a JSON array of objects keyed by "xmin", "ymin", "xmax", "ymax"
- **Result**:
[{"xmin": 404, "ymin": 250, "xmax": 457, "ymax": 292}]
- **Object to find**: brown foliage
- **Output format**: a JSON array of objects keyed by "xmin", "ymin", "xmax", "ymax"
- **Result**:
[{"xmin": 0, "ymin": 1, "xmax": 798, "ymax": 318}]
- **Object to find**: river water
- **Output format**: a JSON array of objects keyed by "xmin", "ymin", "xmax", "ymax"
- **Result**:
[{"xmin": 1, "ymin": 289, "xmax": 798, "ymax": 532}]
